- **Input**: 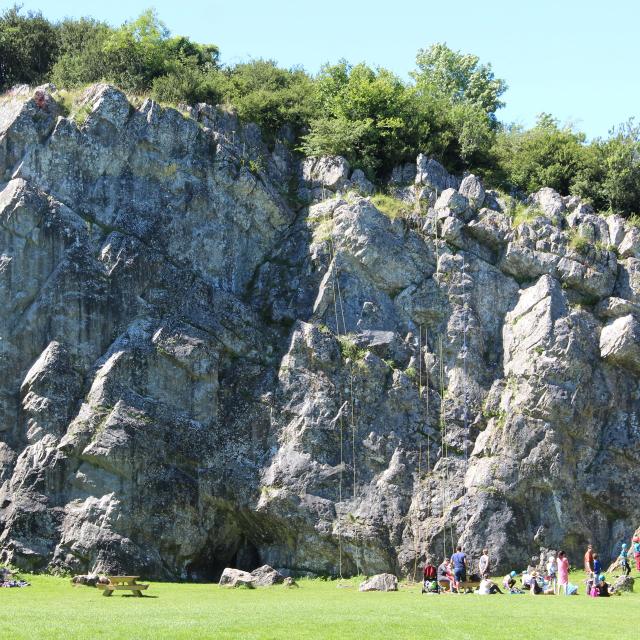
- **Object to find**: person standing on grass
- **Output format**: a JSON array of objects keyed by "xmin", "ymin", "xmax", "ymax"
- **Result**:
[
  {"xmin": 450, "ymin": 545, "xmax": 467, "ymax": 591},
  {"xmin": 619, "ymin": 543, "xmax": 631, "ymax": 576},
  {"xmin": 546, "ymin": 553, "xmax": 558, "ymax": 595},
  {"xmin": 633, "ymin": 537, "xmax": 640, "ymax": 572},
  {"xmin": 557, "ymin": 550, "xmax": 570, "ymax": 595},
  {"xmin": 478, "ymin": 548, "xmax": 490, "ymax": 579},
  {"xmin": 583, "ymin": 544, "xmax": 593, "ymax": 574}
]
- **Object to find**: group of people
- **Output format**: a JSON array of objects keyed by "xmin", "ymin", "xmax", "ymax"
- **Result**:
[
  {"xmin": 422, "ymin": 539, "xmax": 638, "ymax": 597},
  {"xmin": 616, "ymin": 537, "xmax": 640, "ymax": 575}
]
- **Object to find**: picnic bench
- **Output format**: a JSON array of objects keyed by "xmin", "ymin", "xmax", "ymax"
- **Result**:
[{"xmin": 97, "ymin": 576, "xmax": 149, "ymax": 597}]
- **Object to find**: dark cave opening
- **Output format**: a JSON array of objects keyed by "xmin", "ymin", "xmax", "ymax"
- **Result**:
[{"xmin": 186, "ymin": 539, "xmax": 260, "ymax": 582}]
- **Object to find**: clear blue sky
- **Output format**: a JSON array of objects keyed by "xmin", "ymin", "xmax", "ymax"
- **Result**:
[{"xmin": 9, "ymin": 0, "xmax": 640, "ymax": 139}]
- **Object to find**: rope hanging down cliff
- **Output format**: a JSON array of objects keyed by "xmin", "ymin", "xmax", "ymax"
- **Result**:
[{"xmin": 327, "ymin": 218, "xmax": 361, "ymax": 578}]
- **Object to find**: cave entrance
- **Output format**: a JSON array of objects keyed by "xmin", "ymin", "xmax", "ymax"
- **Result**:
[{"xmin": 186, "ymin": 539, "xmax": 260, "ymax": 582}]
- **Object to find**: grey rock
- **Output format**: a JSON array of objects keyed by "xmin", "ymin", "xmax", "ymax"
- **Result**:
[
  {"xmin": 219, "ymin": 568, "xmax": 255, "ymax": 588},
  {"xmin": 348, "ymin": 169, "xmax": 374, "ymax": 195},
  {"xmin": 359, "ymin": 573, "xmax": 398, "ymax": 592},
  {"xmin": 611, "ymin": 575, "xmax": 634, "ymax": 593},
  {"xmin": 529, "ymin": 187, "xmax": 566, "ymax": 220},
  {"xmin": 459, "ymin": 174, "xmax": 485, "ymax": 209},
  {"xmin": 618, "ymin": 227, "xmax": 640, "ymax": 259},
  {"xmin": 441, "ymin": 215, "xmax": 465, "ymax": 248},
  {"xmin": 435, "ymin": 188, "xmax": 469, "ymax": 217},
  {"xmin": 594, "ymin": 297, "xmax": 640, "ymax": 320},
  {"xmin": 390, "ymin": 163, "xmax": 416, "ymax": 185},
  {"xmin": 414, "ymin": 154, "xmax": 458, "ymax": 192},
  {"xmin": 250, "ymin": 564, "xmax": 285, "ymax": 586},
  {"xmin": 599, "ymin": 315, "xmax": 640, "ymax": 372},
  {"xmin": 466, "ymin": 209, "xmax": 512, "ymax": 250},
  {"xmin": 607, "ymin": 215, "xmax": 626, "ymax": 247},
  {"xmin": 302, "ymin": 156, "xmax": 351, "ymax": 191}
]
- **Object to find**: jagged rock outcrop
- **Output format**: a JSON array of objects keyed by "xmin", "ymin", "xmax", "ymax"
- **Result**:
[{"xmin": 0, "ymin": 84, "xmax": 639, "ymax": 581}]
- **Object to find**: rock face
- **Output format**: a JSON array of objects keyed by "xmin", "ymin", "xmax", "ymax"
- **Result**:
[
  {"xmin": 0, "ymin": 85, "xmax": 639, "ymax": 581},
  {"xmin": 359, "ymin": 573, "xmax": 398, "ymax": 592}
]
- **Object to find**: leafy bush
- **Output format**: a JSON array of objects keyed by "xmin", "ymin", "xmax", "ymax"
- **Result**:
[
  {"xmin": 492, "ymin": 114, "xmax": 588, "ymax": 194},
  {"xmin": 3, "ymin": 7, "xmax": 640, "ymax": 220},
  {"xmin": 0, "ymin": 6, "xmax": 59, "ymax": 90},
  {"xmin": 300, "ymin": 61, "xmax": 413, "ymax": 178}
]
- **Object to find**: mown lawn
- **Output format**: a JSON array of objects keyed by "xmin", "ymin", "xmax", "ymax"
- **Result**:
[{"xmin": 0, "ymin": 572, "xmax": 636, "ymax": 639}]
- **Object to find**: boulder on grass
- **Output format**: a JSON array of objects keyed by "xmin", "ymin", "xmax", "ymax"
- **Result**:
[
  {"xmin": 250, "ymin": 565, "xmax": 285, "ymax": 586},
  {"xmin": 611, "ymin": 575, "xmax": 634, "ymax": 593},
  {"xmin": 359, "ymin": 573, "xmax": 398, "ymax": 592},
  {"xmin": 219, "ymin": 568, "xmax": 255, "ymax": 588}
]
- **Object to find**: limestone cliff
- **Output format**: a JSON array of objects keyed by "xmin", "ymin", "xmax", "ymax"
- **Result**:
[{"xmin": 0, "ymin": 84, "xmax": 638, "ymax": 579}]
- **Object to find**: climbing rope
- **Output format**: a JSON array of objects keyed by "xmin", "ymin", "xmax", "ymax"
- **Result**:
[
  {"xmin": 461, "ymin": 256, "xmax": 470, "ymax": 533},
  {"xmin": 327, "ymin": 221, "xmax": 361, "ymax": 578}
]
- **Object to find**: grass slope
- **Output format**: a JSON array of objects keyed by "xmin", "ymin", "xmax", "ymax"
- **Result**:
[{"xmin": 0, "ymin": 572, "xmax": 636, "ymax": 640}]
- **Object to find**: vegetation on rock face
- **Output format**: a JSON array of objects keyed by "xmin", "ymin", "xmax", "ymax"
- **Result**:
[{"xmin": 3, "ymin": 6, "xmax": 640, "ymax": 216}]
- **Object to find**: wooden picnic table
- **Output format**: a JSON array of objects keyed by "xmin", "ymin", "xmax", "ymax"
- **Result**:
[{"xmin": 97, "ymin": 575, "xmax": 149, "ymax": 597}]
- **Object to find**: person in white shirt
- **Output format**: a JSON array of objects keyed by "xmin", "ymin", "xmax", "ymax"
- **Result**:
[
  {"xmin": 477, "ymin": 577, "xmax": 502, "ymax": 595},
  {"xmin": 546, "ymin": 553, "xmax": 558, "ymax": 595}
]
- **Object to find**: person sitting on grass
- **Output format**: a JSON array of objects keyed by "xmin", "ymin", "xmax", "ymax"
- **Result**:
[
  {"xmin": 477, "ymin": 577, "xmax": 503, "ymax": 595},
  {"xmin": 596, "ymin": 574, "xmax": 610, "ymax": 597},
  {"xmin": 590, "ymin": 574, "xmax": 610, "ymax": 597},
  {"xmin": 529, "ymin": 571, "xmax": 543, "ymax": 595},
  {"xmin": 437, "ymin": 558, "xmax": 453, "ymax": 591},
  {"xmin": 503, "ymin": 570, "xmax": 517, "ymax": 591}
]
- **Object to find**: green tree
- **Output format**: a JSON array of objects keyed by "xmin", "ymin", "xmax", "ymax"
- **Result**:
[
  {"xmin": 301, "ymin": 61, "xmax": 413, "ymax": 178},
  {"xmin": 51, "ymin": 18, "xmax": 112, "ymax": 88},
  {"xmin": 493, "ymin": 114, "xmax": 588, "ymax": 194},
  {"xmin": 410, "ymin": 43, "xmax": 506, "ymax": 173},
  {"xmin": 221, "ymin": 60, "xmax": 317, "ymax": 140},
  {"xmin": 0, "ymin": 5, "xmax": 59, "ymax": 91},
  {"xmin": 573, "ymin": 119, "xmax": 640, "ymax": 215},
  {"xmin": 413, "ymin": 43, "xmax": 507, "ymax": 119}
]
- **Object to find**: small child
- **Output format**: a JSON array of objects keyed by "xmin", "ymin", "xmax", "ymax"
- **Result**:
[
  {"xmin": 619, "ymin": 543, "xmax": 631, "ymax": 577},
  {"xmin": 633, "ymin": 537, "xmax": 640, "ymax": 573}
]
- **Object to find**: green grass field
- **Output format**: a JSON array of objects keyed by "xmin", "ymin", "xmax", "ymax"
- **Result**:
[{"xmin": 0, "ymin": 572, "xmax": 636, "ymax": 639}]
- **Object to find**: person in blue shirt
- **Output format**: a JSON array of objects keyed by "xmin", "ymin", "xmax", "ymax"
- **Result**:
[
  {"xmin": 450, "ymin": 545, "xmax": 467, "ymax": 590},
  {"xmin": 619, "ymin": 543, "xmax": 631, "ymax": 576}
]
